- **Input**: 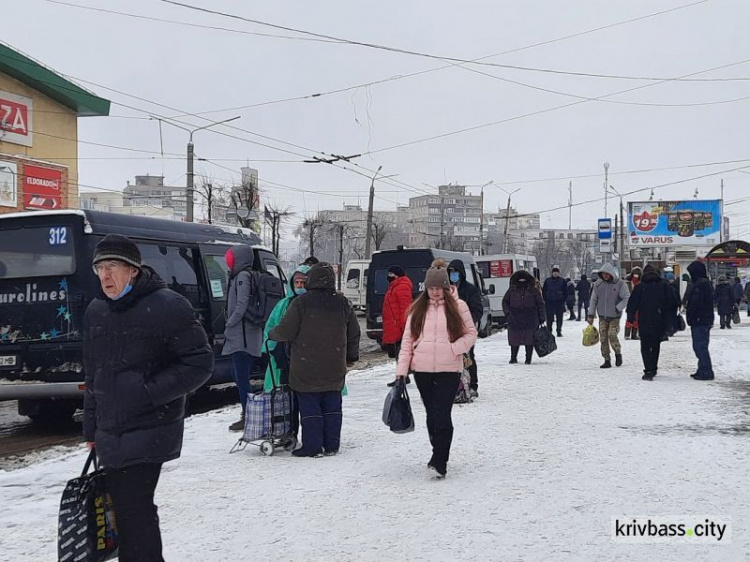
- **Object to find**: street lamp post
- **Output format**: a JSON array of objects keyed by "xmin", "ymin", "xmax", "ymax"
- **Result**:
[
  {"xmin": 477, "ymin": 180, "xmax": 494, "ymax": 255},
  {"xmin": 151, "ymin": 115, "xmax": 241, "ymax": 222},
  {"xmin": 495, "ymin": 185, "xmax": 521, "ymax": 253},
  {"xmin": 608, "ymin": 185, "xmax": 625, "ymax": 277}
]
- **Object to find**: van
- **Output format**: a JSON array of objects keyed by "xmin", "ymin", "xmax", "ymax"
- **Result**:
[
  {"xmin": 343, "ymin": 259, "xmax": 369, "ymax": 311},
  {"xmin": 475, "ymin": 254, "xmax": 539, "ymax": 325},
  {"xmin": 365, "ymin": 248, "xmax": 492, "ymax": 343},
  {"xmin": 0, "ymin": 209, "xmax": 285, "ymax": 421}
]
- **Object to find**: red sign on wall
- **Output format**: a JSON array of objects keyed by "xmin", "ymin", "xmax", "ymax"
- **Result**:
[
  {"xmin": 490, "ymin": 259, "xmax": 514, "ymax": 278},
  {"xmin": 24, "ymin": 165, "xmax": 62, "ymax": 209},
  {"xmin": 0, "ymin": 91, "xmax": 33, "ymax": 147}
]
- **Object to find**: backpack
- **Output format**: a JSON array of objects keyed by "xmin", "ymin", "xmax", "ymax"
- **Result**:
[{"xmin": 243, "ymin": 270, "xmax": 285, "ymax": 327}]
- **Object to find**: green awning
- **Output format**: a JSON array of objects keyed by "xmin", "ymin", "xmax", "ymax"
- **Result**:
[{"xmin": 0, "ymin": 43, "xmax": 110, "ymax": 117}]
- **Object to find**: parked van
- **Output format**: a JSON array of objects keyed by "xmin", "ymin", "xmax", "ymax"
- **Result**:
[
  {"xmin": 365, "ymin": 248, "xmax": 492, "ymax": 343},
  {"xmin": 0, "ymin": 209, "xmax": 284, "ymax": 421},
  {"xmin": 343, "ymin": 259, "xmax": 369, "ymax": 311},
  {"xmin": 475, "ymin": 254, "xmax": 539, "ymax": 325}
]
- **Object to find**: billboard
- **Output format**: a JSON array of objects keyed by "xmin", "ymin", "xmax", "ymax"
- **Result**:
[
  {"xmin": 628, "ymin": 200, "xmax": 721, "ymax": 247},
  {"xmin": 0, "ymin": 161, "xmax": 17, "ymax": 208},
  {"xmin": 24, "ymin": 164, "xmax": 63, "ymax": 210},
  {"xmin": 0, "ymin": 91, "xmax": 33, "ymax": 147}
]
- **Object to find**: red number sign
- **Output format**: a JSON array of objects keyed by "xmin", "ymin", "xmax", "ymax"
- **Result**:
[
  {"xmin": 490, "ymin": 260, "xmax": 514, "ymax": 278},
  {"xmin": 633, "ymin": 211, "xmax": 659, "ymax": 232}
]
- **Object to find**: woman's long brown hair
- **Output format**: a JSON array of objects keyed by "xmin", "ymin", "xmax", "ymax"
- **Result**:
[{"xmin": 408, "ymin": 289, "xmax": 466, "ymax": 342}]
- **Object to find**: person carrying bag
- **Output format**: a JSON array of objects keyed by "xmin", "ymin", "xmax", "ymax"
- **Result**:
[
  {"xmin": 392, "ymin": 264, "xmax": 477, "ymax": 479},
  {"xmin": 382, "ymin": 378, "xmax": 415, "ymax": 433}
]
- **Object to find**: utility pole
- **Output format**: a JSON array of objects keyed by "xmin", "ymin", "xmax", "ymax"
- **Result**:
[
  {"xmin": 603, "ymin": 162, "xmax": 610, "ymax": 218},
  {"xmin": 620, "ymin": 196, "xmax": 625, "ymax": 274},
  {"xmin": 503, "ymin": 195, "xmax": 512, "ymax": 253},
  {"xmin": 568, "ymin": 181, "xmax": 573, "ymax": 230},
  {"xmin": 479, "ymin": 187, "xmax": 484, "ymax": 255},
  {"xmin": 720, "ymin": 178, "xmax": 724, "ymax": 242},
  {"xmin": 364, "ymin": 166, "xmax": 382, "ymax": 259},
  {"xmin": 439, "ymin": 194, "xmax": 445, "ymax": 249},
  {"xmin": 337, "ymin": 223, "xmax": 345, "ymax": 290}
]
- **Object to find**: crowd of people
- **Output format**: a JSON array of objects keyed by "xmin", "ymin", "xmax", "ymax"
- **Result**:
[{"xmin": 79, "ymin": 233, "xmax": 741, "ymax": 559}]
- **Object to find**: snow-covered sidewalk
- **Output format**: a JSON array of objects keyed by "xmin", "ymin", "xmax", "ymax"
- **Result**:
[{"xmin": 2, "ymin": 322, "xmax": 749, "ymax": 561}]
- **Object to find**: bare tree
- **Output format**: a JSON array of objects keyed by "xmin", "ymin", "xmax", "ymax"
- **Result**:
[
  {"xmin": 195, "ymin": 175, "xmax": 231, "ymax": 224},
  {"xmin": 264, "ymin": 202, "xmax": 294, "ymax": 256},
  {"xmin": 296, "ymin": 218, "xmax": 328, "ymax": 258},
  {"xmin": 371, "ymin": 218, "xmax": 391, "ymax": 251}
]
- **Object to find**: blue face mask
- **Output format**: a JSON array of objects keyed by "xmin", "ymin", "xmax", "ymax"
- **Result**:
[
  {"xmin": 449, "ymin": 271, "xmax": 460, "ymax": 284},
  {"xmin": 294, "ymin": 287, "xmax": 307, "ymax": 296},
  {"xmin": 112, "ymin": 284, "xmax": 133, "ymax": 301}
]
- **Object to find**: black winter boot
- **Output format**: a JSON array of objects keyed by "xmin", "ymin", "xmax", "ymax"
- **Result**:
[
  {"xmin": 510, "ymin": 346, "xmax": 519, "ymax": 364},
  {"xmin": 600, "ymin": 360, "xmax": 612, "ymax": 369},
  {"xmin": 228, "ymin": 413, "xmax": 245, "ymax": 432},
  {"xmin": 615, "ymin": 354, "xmax": 623, "ymax": 367},
  {"xmin": 524, "ymin": 347, "xmax": 533, "ymax": 365},
  {"xmin": 624, "ymin": 326, "xmax": 631, "ymax": 339},
  {"xmin": 630, "ymin": 328, "xmax": 639, "ymax": 340}
]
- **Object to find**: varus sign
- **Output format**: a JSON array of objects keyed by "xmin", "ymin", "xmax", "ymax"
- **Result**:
[{"xmin": 0, "ymin": 91, "xmax": 33, "ymax": 147}]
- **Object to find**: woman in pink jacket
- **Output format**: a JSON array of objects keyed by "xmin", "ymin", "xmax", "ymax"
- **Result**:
[{"xmin": 395, "ymin": 264, "xmax": 478, "ymax": 478}]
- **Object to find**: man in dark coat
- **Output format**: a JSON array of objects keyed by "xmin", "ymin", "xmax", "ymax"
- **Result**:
[
  {"xmin": 744, "ymin": 280, "xmax": 750, "ymax": 317},
  {"xmin": 502, "ymin": 270, "xmax": 546, "ymax": 364},
  {"xmin": 576, "ymin": 274, "xmax": 591, "ymax": 321},
  {"xmin": 733, "ymin": 277, "xmax": 744, "ymax": 323},
  {"xmin": 664, "ymin": 272, "xmax": 681, "ymax": 336},
  {"xmin": 269, "ymin": 262, "xmax": 360, "ymax": 457},
  {"xmin": 542, "ymin": 266, "xmax": 568, "ymax": 337},
  {"xmin": 715, "ymin": 276, "xmax": 734, "ymax": 329},
  {"xmin": 565, "ymin": 278, "xmax": 577, "ymax": 320},
  {"xmin": 83, "ymin": 234, "xmax": 213, "ymax": 562},
  {"xmin": 448, "ymin": 260, "xmax": 483, "ymax": 397},
  {"xmin": 626, "ymin": 265, "xmax": 677, "ymax": 380},
  {"xmin": 685, "ymin": 261, "xmax": 715, "ymax": 380}
]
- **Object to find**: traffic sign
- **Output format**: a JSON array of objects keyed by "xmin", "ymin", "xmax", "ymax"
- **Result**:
[
  {"xmin": 598, "ymin": 218, "xmax": 612, "ymax": 239},
  {"xmin": 599, "ymin": 239, "xmax": 612, "ymax": 253}
]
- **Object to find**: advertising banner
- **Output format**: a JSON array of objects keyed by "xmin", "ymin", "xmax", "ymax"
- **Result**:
[
  {"xmin": 628, "ymin": 200, "xmax": 721, "ymax": 248},
  {"xmin": 24, "ymin": 164, "xmax": 63, "ymax": 210},
  {"xmin": 0, "ymin": 91, "xmax": 33, "ymax": 147},
  {"xmin": 0, "ymin": 161, "xmax": 17, "ymax": 208},
  {"xmin": 490, "ymin": 259, "xmax": 513, "ymax": 278}
]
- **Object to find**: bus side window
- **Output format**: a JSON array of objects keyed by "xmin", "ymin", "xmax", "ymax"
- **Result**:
[
  {"xmin": 138, "ymin": 244, "xmax": 202, "ymax": 309},
  {"xmin": 346, "ymin": 268, "xmax": 360, "ymax": 289},
  {"xmin": 204, "ymin": 254, "xmax": 229, "ymax": 300}
]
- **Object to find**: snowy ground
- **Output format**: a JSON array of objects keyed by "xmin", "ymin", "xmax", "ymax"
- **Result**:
[{"xmin": 1, "ymin": 320, "xmax": 749, "ymax": 561}]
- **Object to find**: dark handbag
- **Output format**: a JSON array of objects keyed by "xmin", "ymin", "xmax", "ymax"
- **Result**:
[
  {"xmin": 382, "ymin": 378, "xmax": 415, "ymax": 434},
  {"xmin": 533, "ymin": 326, "xmax": 557, "ymax": 358},
  {"xmin": 58, "ymin": 449, "xmax": 119, "ymax": 562},
  {"xmin": 733, "ymin": 306, "xmax": 741, "ymax": 325},
  {"xmin": 674, "ymin": 314, "xmax": 686, "ymax": 332}
]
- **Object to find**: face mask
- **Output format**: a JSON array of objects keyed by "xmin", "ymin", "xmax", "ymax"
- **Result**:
[
  {"xmin": 294, "ymin": 288, "xmax": 307, "ymax": 296},
  {"xmin": 449, "ymin": 271, "xmax": 460, "ymax": 284},
  {"xmin": 112, "ymin": 284, "xmax": 133, "ymax": 301},
  {"xmin": 519, "ymin": 279, "xmax": 527, "ymax": 283},
  {"xmin": 387, "ymin": 276, "xmax": 396, "ymax": 284}
]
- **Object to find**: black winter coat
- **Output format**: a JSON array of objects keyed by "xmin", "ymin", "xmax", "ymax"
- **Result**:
[
  {"xmin": 733, "ymin": 281, "xmax": 744, "ymax": 303},
  {"xmin": 269, "ymin": 264, "xmax": 360, "ymax": 393},
  {"xmin": 685, "ymin": 262, "xmax": 715, "ymax": 327},
  {"xmin": 449, "ymin": 259, "xmax": 484, "ymax": 325},
  {"xmin": 576, "ymin": 279, "xmax": 591, "ymax": 302},
  {"xmin": 626, "ymin": 271, "xmax": 676, "ymax": 338},
  {"xmin": 83, "ymin": 267, "xmax": 213, "ymax": 469},
  {"xmin": 542, "ymin": 276, "xmax": 568, "ymax": 307},
  {"xmin": 502, "ymin": 271, "xmax": 546, "ymax": 346},
  {"xmin": 715, "ymin": 283, "xmax": 734, "ymax": 315}
]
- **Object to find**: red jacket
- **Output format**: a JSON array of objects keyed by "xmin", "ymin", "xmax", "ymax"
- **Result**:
[{"xmin": 382, "ymin": 275, "xmax": 413, "ymax": 344}]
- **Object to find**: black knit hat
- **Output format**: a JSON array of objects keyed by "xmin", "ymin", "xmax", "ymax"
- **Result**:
[
  {"xmin": 388, "ymin": 265, "xmax": 405, "ymax": 277},
  {"xmin": 92, "ymin": 234, "xmax": 142, "ymax": 269}
]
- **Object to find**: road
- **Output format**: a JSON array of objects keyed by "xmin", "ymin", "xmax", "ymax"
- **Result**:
[{"xmin": 0, "ymin": 314, "xmax": 386, "ymax": 470}]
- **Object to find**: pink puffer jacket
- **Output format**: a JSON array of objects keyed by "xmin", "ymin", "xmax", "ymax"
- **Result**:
[{"xmin": 396, "ymin": 296, "xmax": 478, "ymax": 376}]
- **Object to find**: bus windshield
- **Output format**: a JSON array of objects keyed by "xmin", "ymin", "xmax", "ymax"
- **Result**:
[{"xmin": 0, "ymin": 226, "xmax": 76, "ymax": 279}]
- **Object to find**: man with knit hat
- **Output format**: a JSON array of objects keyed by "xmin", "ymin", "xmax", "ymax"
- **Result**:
[
  {"xmin": 84, "ymin": 233, "xmax": 213, "ymax": 561},
  {"xmin": 542, "ymin": 266, "xmax": 568, "ymax": 337}
]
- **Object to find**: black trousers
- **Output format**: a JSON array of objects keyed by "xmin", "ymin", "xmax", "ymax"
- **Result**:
[
  {"xmin": 105, "ymin": 463, "xmax": 164, "ymax": 562},
  {"xmin": 546, "ymin": 303, "xmax": 565, "ymax": 334},
  {"xmin": 578, "ymin": 299, "xmax": 590, "ymax": 320},
  {"xmin": 639, "ymin": 335, "xmax": 662, "ymax": 374},
  {"xmin": 297, "ymin": 391, "xmax": 343, "ymax": 454},
  {"xmin": 414, "ymin": 372, "xmax": 460, "ymax": 471},
  {"xmin": 719, "ymin": 313, "xmax": 732, "ymax": 328},
  {"xmin": 467, "ymin": 346, "xmax": 478, "ymax": 390},
  {"xmin": 510, "ymin": 345, "xmax": 534, "ymax": 361}
]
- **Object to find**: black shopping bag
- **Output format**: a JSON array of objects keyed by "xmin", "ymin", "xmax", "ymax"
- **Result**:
[
  {"xmin": 58, "ymin": 449, "xmax": 118, "ymax": 562},
  {"xmin": 533, "ymin": 326, "xmax": 558, "ymax": 358},
  {"xmin": 733, "ymin": 306, "xmax": 741, "ymax": 325},
  {"xmin": 674, "ymin": 314, "xmax": 686, "ymax": 333},
  {"xmin": 382, "ymin": 378, "xmax": 415, "ymax": 434}
]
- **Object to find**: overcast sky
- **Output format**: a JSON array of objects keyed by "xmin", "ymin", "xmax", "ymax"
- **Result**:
[{"xmin": 5, "ymin": 0, "xmax": 750, "ymax": 239}]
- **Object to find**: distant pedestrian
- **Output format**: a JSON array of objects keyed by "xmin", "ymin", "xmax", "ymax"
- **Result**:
[
  {"xmin": 576, "ymin": 274, "xmax": 591, "ymax": 321},
  {"xmin": 685, "ymin": 261, "xmax": 715, "ymax": 380},
  {"xmin": 448, "ymin": 259, "xmax": 483, "ymax": 398},
  {"xmin": 733, "ymin": 277, "xmax": 743, "ymax": 322},
  {"xmin": 269, "ymin": 262, "xmax": 360, "ymax": 457},
  {"xmin": 224, "ymin": 245, "xmax": 264, "ymax": 432},
  {"xmin": 542, "ymin": 266, "xmax": 568, "ymax": 337},
  {"xmin": 395, "ymin": 264, "xmax": 477, "ymax": 479},
  {"xmin": 382, "ymin": 265, "xmax": 413, "ymax": 363},
  {"xmin": 626, "ymin": 265, "xmax": 677, "ymax": 380},
  {"xmin": 681, "ymin": 273, "xmax": 693, "ymax": 308},
  {"xmin": 565, "ymin": 278, "xmax": 577, "ymax": 320},
  {"xmin": 664, "ymin": 272, "xmax": 681, "ymax": 336},
  {"xmin": 587, "ymin": 262, "xmax": 630, "ymax": 369},
  {"xmin": 84, "ymin": 234, "xmax": 213, "ymax": 562},
  {"xmin": 715, "ymin": 276, "xmax": 734, "ymax": 329},
  {"xmin": 744, "ymin": 280, "xmax": 750, "ymax": 317},
  {"xmin": 262, "ymin": 265, "xmax": 311, "ymax": 437},
  {"xmin": 624, "ymin": 267, "xmax": 642, "ymax": 340},
  {"xmin": 502, "ymin": 270, "xmax": 546, "ymax": 364}
]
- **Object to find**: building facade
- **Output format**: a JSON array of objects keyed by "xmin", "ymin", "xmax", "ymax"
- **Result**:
[
  {"xmin": 0, "ymin": 43, "xmax": 109, "ymax": 214},
  {"xmin": 122, "ymin": 175, "xmax": 187, "ymax": 220},
  {"xmin": 407, "ymin": 184, "xmax": 482, "ymax": 253}
]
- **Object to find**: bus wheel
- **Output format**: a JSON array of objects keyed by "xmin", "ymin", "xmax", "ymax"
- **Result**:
[{"xmin": 20, "ymin": 399, "xmax": 78, "ymax": 424}]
